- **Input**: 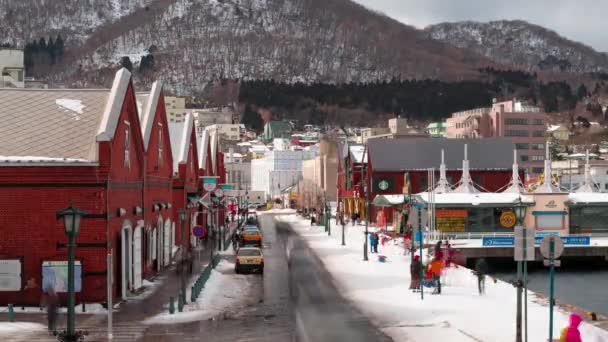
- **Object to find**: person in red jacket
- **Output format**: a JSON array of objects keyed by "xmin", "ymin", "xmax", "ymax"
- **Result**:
[{"xmin": 558, "ymin": 313, "xmax": 583, "ymax": 342}]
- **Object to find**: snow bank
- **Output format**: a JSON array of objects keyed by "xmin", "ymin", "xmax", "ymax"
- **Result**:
[
  {"xmin": 281, "ymin": 215, "xmax": 608, "ymax": 342},
  {"xmin": 144, "ymin": 259, "xmax": 252, "ymax": 324}
]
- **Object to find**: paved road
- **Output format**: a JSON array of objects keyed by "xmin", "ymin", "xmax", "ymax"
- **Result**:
[{"xmin": 8, "ymin": 214, "xmax": 391, "ymax": 342}]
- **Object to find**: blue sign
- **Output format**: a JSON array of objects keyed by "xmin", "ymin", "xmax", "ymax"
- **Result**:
[
  {"xmin": 483, "ymin": 235, "xmax": 591, "ymax": 247},
  {"xmin": 482, "ymin": 237, "xmax": 514, "ymax": 246},
  {"xmin": 561, "ymin": 236, "xmax": 590, "ymax": 246},
  {"xmin": 535, "ymin": 232, "xmax": 559, "ymax": 237},
  {"xmin": 415, "ymin": 230, "xmax": 422, "ymax": 242},
  {"xmin": 192, "ymin": 225, "xmax": 205, "ymax": 238}
]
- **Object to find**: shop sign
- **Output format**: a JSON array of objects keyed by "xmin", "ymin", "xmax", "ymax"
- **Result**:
[
  {"xmin": 500, "ymin": 211, "xmax": 517, "ymax": 228},
  {"xmin": 436, "ymin": 209, "xmax": 467, "ymax": 232},
  {"xmin": 373, "ymin": 178, "xmax": 395, "ymax": 193}
]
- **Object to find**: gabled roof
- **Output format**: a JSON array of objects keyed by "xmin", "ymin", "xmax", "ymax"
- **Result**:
[
  {"xmin": 96, "ymin": 68, "xmax": 132, "ymax": 142},
  {"xmin": 349, "ymin": 145, "xmax": 367, "ymax": 163},
  {"xmin": 168, "ymin": 113, "xmax": 194, "ymax": 174},
  {"xmin": 135, "ymin": 80, "xmax": 163, "ymax": 151},
  {"xmin": 367, "ymin": 138, "xmax": 514, "ymax": 171},
  {"xmin": 0, "ymin": 88, "xmax": 115, "ymax": 162}
]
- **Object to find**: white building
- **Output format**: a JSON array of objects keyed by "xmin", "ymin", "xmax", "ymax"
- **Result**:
[
  {"xmin": 206, "ymin": 123, "xmax": 240, "ymax": 141},
  {"xmin": 251, "ymin": 150, "xmax": 317, "ymax": 199},
  {"xmin": 0, "ymin": 49, "xmax": 24, "ymax": 88}
]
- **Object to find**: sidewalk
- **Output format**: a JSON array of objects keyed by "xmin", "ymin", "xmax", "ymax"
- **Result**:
[
  {"xmin": 279, "ymin": 214, "xmax": 608, "ymax": 342},
  {"xmin": 0, "ymin": 238, "xmax": 218, "ymax": 340}
]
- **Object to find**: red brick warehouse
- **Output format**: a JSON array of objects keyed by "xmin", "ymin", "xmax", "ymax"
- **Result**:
[{"xmin": 0, "ymin": 68, "xmax": 207, "ymax": 306}]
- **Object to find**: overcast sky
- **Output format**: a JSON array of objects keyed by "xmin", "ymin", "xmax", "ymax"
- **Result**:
[{"xmin": 353, "ymin": 0, "xmax": 608, "ymax": 52}]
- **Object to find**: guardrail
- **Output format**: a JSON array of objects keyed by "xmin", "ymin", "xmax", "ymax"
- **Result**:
[{"xmin": 170, "ymin": 253, "xmax": 220, "ymax": 314}]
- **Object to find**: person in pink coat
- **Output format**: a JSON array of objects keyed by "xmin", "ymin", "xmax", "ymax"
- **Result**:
[{"xmin": 559, "ymin": 313, "xmax": 583, "ymax": 342}]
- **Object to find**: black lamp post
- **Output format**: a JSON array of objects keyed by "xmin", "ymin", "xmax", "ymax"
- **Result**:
[
  {"xmin": 56, "ymin": 202, "xmax": 87, "ymax": 341},
  {"xmin": 513, "ymin": 197, "xmax": 527, "ymax": 342}
]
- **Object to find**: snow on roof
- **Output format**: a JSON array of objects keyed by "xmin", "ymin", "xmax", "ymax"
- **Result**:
[
  {"xmin": 547, "ymin": 125, "xmax": 565, "ymax": 132},
  {"xmin": 349, "ymin": 145, "xmax": 367, "ymax": 163},
  {"xmin": 96, "ymin": 68, "xmax": 132, "ymax": 142},
  {"xmin": 250, "ymin": 145, "xmax": 268, "ymax": 152},
  {"xmin": 568, "ymin": 192, "xmax": 608, "ymax": 204},
  {"xmin": 0, "ymin": 155, "xmax": 92, "ymax": 164},
  {"xmin": 197, "ymin": 129, "xmax": 209, "ymax": 169},
  {"xmin": 373, "ymin": 194, "xmax": 406, "ymax": 206},
  {"xmin": 415, "ymin": 192, "xmax": 534, "ymax": 206},
  {"xmin": 237, "ymin": 141, "xmax": 252, "ymax": 147},
  {"xmin": 0, "ymin": 87, "xmax": 114, "ymax": 162},
  {"xmin": 168, "ymin": 113, "xmax": 194, "ymax": 174},
  {"xmin": 136, "ymin": 80, "xmax": 162, "ymax": 151}
]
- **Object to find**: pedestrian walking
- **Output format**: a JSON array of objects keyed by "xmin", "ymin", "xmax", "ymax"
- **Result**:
[
  {"xmin": 429, "ymin": 258, "xmax": 443, "ymax": 294},
  {"xmin": 42, "ymin": 286, "xmax": 58, "ymax": 334},
  {"xmin": 351, "ymin": 213, "xmax": 357, "ymax": 226},
  {"xmin": 372, "ymin": 232, "xmax": 379, "ymax": 253},
  {"xmin": 369, "ymin": 232, "xmax": 376, "ymax": 253},
  {"xmin": 474, "ymin": 258, "xmax": 488, "ymax": 295},
  {"xmin": 410, "ymin": 255, "xmax": 421, "ymax": 292},
  {"xmin": 558, "ymin": 313, "xmax": 583, "ymax": 342}
]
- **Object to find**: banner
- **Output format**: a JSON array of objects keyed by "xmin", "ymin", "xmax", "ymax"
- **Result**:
[
  {"xmin": 201, "ymin": 176, "xmax": 218, "ymax": 191},
  {"xmin": 42, "ymin": 261, "xmax": 82, "ymax": 293}
]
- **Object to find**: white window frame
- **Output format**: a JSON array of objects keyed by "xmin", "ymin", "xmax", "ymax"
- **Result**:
[
  {"xmin": 124, "ymin": 122, "xmax": 131, "ymax": 169},
  {"xmin": 158, "ymin": 124, "xmax": 163, "ymax": 168}
]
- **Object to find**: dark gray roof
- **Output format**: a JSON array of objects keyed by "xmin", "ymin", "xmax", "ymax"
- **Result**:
[{"xmin": 368, "ymin": 138, "xmax": 515, "ymax": 171}]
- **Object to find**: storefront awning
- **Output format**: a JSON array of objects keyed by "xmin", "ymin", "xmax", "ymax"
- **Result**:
[
  {"xmin": 412, "ymin": 192, "xmax": 534, "ymax": 208},
  {"xmin": 373, "ymin": 194, "xmax": 408, "ymax": 207}
]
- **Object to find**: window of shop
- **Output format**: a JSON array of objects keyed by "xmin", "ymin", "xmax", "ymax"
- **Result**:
[{"xmin": 569, "ymin": 206, "xmax": 608, "ymax": 233}]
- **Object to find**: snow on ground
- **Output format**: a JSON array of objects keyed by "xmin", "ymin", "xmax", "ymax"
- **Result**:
[
  {"xmin": 0, "ymin": 322, "xmax": 47, "ymax": 335},
  {"xmin": 280, "ymin": 214, "xmax": 608, "ymax": 342},
  {"xmin": 144, "ymin": 259, "xmax": 252, "ymax": 325}
]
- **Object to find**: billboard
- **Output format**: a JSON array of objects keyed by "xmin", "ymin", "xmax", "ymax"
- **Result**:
[{"xmin": 436, "ymin": 209, "xmax": 467, "ymax": 232}]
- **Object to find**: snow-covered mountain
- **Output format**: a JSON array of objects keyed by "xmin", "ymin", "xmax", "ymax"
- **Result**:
[
  {"xmin": 1, "ymin": 0, "xmax": 496, "ymax": 93},
  {"xmin": 425, "ymin": 20, "xmax": 608, "ymax": 73}
]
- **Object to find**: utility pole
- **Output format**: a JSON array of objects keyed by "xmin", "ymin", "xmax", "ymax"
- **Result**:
[{"xmin": 362, "ymin": 144, "xmax": 369, "ymax": 261}]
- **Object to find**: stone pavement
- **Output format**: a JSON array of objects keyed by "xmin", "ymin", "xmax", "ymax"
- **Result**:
[{"xmin": 1, "ymin": 238, "xmax": 217, "ymax": 342}]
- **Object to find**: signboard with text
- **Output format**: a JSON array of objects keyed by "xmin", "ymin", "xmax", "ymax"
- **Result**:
[
  {"xmin": 0, "ymin": 259, "xmax": 21, "ymax": 291},
  {"xmin": 436, "ymin": 209, "xmax": 467, "ymax": 232},
  {"xmin": 42, "ymin": 261, "xmax": 82, "ymax": 293},
  {"xmin": 483, "ymin": 235, "xmax": 590, "ymax": 247},
  {"xmin": 201, "ymin": 177, "xmax": 218, "ymax": 191}
]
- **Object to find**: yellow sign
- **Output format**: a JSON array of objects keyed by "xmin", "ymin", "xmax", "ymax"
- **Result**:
[
  {"xmin": 500, "ymin": 211, "xmax": 516, "ymax": 228},
  {"xmin": 289, "ymin": 193, "xmax": 299, "ymax": 199},
  {"xmin": 436, "ymin": 209, "xmax": 467, "ymax": 232}
]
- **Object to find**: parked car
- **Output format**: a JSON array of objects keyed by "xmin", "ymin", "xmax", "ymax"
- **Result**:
[{"xmin": 235, "ymin": 247, "xmax": 264, "ymax": 274}]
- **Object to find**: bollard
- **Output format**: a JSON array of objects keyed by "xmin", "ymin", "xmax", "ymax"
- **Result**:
[
  {"xmin": 178, "ymin": 294, "xmax": 184, "ymax": 312},
  {"xmin": 169, "ymin": 297, "xmax": 175, "ymax": 314},
  {"xmin": 7, "ymin": 304, "xmax": 15, "ymax": 322}
]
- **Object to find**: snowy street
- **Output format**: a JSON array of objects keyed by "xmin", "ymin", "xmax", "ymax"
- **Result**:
[{"xmin": 279, "ymin": 213, "xmax": 608, "ymax": 342}]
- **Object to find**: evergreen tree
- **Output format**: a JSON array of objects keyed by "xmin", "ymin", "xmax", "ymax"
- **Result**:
[
  {"xmin": 55, "ymin": 35, "xmax": 65, "ymax": 61},
  {"xmin": 120, "ymin": 56, "xmax": 133, "ymax": 71},
  {"xmin": 47, "ymin": 37, "xmax": 56, "ymax": 64}
]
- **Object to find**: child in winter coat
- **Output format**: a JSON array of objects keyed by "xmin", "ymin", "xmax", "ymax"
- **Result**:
[{"xmin": 559, "ymin": 313, "xmax": 583, "ymax": 342}]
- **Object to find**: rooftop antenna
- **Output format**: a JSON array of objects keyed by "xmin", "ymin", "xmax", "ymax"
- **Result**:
[
  {"xmin": 435, "ymin": 149, "xmax": 451, "ymax": 193},
  {"xmin": 453, "ymin": 143, "xmax": 479, "ymax": 193},
  {"xmin": 504, "ymin": 149, "xmax": 524, "ymax": 193}
]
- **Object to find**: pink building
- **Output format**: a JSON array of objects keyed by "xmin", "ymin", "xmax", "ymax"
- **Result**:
[{"xmin": 446, "ymin": 99, "xmax": 546, "ymax": 175}]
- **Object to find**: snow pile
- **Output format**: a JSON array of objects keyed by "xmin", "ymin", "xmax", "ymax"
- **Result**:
[
  {"xmin": 280, "ymin": 214, "xmax": 608, "ymax": 342},
  {"xmin": 0, "ymin": 156, "xmax": 90, "ymax": 163},
  {"xmin": 144, "ymin": 259, "xmax": 252, "ymax": 324}
]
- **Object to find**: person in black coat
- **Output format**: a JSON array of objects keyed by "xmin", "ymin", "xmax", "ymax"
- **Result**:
[
  {"xmin": 475, "ymin": 258, "xmax": 488, "ymax": 295},
  {"xmin": 410, "ymin": 255, "xmax": 422, "ymax": 292}
]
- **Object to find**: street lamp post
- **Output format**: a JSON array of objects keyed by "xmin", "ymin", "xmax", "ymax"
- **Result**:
[
  {"xmin": 341, "ymin": 201, "xmax": 346, "ymax": 246},
  {"xmin": 413, "ymin": 199, "xmax": 424, "ymax": 300},
  {"xmin": 56, "ymin": 202, "xmax": 87, "ymax": 340},
  {"xmin": 326, "ymin": 201, "xmax": 331, "ymax": 236},
  {"xmin": 513, "ymin": 198, "xmax": 527, "ymax": 342},
  {"xmin": 178, "ymin": 209, "xmax": 187, "ymax": 304}
]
